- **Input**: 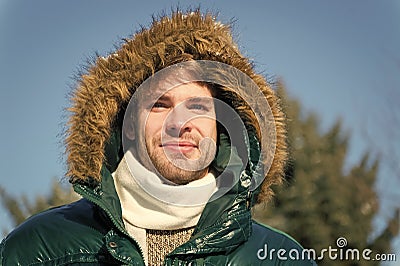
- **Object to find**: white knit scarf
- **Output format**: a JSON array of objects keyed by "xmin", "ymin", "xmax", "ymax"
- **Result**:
[{"xmin": 112, "ymin": 150, "xmax": 217, "ymax": 265}]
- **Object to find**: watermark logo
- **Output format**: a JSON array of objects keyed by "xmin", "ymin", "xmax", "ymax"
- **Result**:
[
  {"xmin": 336, "ymin": 237, "xmax": 347, "ymax": 248},
  {"xmin": 257, "ymin": 237, "xmax": 397, "ymax": 262}
]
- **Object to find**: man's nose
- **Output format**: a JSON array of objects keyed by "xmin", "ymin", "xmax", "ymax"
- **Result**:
[{"xmin": 164, "ymin": 107, "xmax": 193, "ymax": 137}]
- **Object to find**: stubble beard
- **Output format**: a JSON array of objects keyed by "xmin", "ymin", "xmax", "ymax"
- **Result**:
[{"xmin": 147, "ymin": 136, "xmax": 210, "ymax": 185}]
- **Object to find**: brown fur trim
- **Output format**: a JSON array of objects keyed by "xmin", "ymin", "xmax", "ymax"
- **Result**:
[{"xmin": 65, "ymin": 9, "xmax": 287, "ymax": 204}]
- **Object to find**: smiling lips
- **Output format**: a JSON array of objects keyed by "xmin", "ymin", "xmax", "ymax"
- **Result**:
[{"xmin": 161, "ymin": 141, "xmax": 198, "ymax": 153}]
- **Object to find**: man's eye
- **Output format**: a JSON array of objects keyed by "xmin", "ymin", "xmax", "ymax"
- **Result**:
[
  {"xmin": 151, "ymin": 102, "xmax": 168, "ymax": 109},
  {"xmin": 188, "ymin": 104, "xmax": 208, "ymax": 111}
]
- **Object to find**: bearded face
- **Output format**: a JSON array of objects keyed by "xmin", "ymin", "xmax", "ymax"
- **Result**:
[{"xmin": 126, "ymin": 82, "xmax": 217, "ymax": 184}]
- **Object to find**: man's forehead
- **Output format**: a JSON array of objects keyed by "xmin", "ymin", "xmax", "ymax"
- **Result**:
[
  {"xmin": 138, "ymin": 82, "xmax": 213, "ymax": 103},
  {"xmin": 159, "ymin": 82, "xmax": 212, "ymax": 97}
]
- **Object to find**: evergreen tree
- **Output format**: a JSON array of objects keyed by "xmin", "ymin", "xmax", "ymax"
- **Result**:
[{"xmin": 253, "ymin": 82, "xmax": 399, "ymax": 265}]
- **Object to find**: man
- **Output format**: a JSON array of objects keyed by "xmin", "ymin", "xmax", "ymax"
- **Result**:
[{"xmin": 1, "ymin": 10, "xmax": 316, "ymax": 265}]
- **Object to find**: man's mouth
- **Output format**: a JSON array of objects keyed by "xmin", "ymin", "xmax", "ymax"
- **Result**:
[{"xmin": 160, "ymin": 141, "xmax": 198, "ymax": 153}]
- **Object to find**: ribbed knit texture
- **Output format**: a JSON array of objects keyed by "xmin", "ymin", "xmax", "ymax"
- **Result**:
[{"xmin": 146, "ymin": 227, "xmax": 195, "ymax": 266}]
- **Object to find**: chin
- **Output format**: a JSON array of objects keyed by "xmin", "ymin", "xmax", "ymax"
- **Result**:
[
  {"xmin": 149, "ymin": 151, "xmax": 210, "ymax": 184},
  {"xmin": 158, "ymin": 166, "xmax": 208, "ymax": 185}
]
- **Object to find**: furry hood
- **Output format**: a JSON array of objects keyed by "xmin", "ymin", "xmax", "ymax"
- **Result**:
[{"xmin": 65, "ymin": 10, "xmax": 287, "ymax": 204}]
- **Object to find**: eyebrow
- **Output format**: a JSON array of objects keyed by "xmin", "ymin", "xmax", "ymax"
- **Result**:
[
  {"xmin": 186, "ymin": 97, "xmax": 213, "ymax": 103},
  {"xmin": 157, "ymin": 95, "xmax": 171, "ymax": 101}
]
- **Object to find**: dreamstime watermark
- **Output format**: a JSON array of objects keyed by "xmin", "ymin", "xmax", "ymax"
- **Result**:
[{"xmin": 257, "ymin": 237, "xmax": 397, "ymax": 262}]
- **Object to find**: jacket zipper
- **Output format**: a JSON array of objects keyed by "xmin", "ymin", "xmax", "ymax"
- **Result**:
[{"xmin": 74, "ymin": 184, "xmax": 146, "ymax": 265}]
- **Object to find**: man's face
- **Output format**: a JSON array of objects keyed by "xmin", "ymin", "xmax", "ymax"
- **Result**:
[{"xmin": 131, "ymin": 82, "xmax": 217, "ymax": 184}]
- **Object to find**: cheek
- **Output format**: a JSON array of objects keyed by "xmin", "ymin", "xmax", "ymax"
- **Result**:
[
  {"xmin": 145, "ymin": 113, "xmax": 164, "ymax": 138},
  {"xmin": 197, "ymin": 118, "xmax": 217, "ymax": 140}
]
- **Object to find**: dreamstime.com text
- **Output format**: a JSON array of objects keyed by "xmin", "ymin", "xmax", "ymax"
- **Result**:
[{"xmin": 257, "ymin": 237, "xmax": 397, "ymax": 262}]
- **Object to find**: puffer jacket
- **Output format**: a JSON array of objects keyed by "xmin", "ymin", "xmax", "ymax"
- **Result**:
[
  {"xmin": 1, "ymin": 170, "xmax": 315, "ymax": 265},
  {"xmin": 1, "ymin": 10, "xmax": 316, "ymax": 265}
]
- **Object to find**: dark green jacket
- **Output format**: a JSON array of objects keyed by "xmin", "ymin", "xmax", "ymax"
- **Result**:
[
  {"xmin": 1, "ymin": 131, "xmax": 316, "ymax": 265},
  {"xmin": 1, "ymin": 166, "xmax": 316, "ymax": 265}
]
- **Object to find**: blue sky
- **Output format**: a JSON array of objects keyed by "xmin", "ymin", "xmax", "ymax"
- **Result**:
[{"xmin": 1, "ymin": 0, "xmax": 399, "ymax": 259}]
